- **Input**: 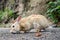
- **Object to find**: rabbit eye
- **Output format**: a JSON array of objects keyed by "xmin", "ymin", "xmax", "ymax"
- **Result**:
[{"xmin": 12, "ymin": 25, "xmax": 15, "ymax": 28}]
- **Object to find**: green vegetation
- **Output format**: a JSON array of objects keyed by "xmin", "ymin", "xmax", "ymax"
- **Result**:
[
  {"xmin": 46, "ymin": 0, "xmax": 60, "ymax": 23},
  {"xmin": 0, "ymin": 8, "xmax": 13, "ymax": 22},
  {"xmin": 0, "ymin": 7, "xmax": 18, "ymax": 23}
]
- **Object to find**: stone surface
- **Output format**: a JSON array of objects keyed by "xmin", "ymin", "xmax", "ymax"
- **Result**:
[{"xmin": 0, "ymin": 28, "xmax": 60, "ymax": 40}]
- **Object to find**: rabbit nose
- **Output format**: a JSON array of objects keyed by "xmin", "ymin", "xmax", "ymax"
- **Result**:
[{"xmin": 10, "ymin": 29, "xmax": 16, "ymax": 33}]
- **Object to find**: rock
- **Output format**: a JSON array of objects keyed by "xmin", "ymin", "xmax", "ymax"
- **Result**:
[{"xmin": 35, "ymin": 32, "xmax": 42, "ymax": 37}]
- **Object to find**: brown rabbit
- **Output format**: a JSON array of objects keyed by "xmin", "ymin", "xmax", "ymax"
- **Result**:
[{"xmin": 10, "ymin": 14, "xmax": 54, "ymax": 34}]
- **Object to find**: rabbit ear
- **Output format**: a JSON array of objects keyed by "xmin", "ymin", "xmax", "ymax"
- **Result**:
[
  {"xmin": 15, "ymin": 16, "xmax": 21, "ymax": 22},
  {"xmin": 11, "ymin": 16, "xmax": 21, "ymax": 23}
]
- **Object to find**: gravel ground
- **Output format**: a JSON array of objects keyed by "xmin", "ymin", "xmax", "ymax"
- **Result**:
[{"xmin": 0, "ymin": 28, "xmax": 60, "ymax": 40}]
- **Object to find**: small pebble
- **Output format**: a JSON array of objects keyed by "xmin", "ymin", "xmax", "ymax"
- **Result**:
[{"xmin": 35, "ymin": 32, "xmax": 42, "ymax": 37}]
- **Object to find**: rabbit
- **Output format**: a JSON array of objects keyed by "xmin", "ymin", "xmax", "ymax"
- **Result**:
[{"xmin": 10, "ymin": 14, "xmax": 56, "ymax": 34}]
